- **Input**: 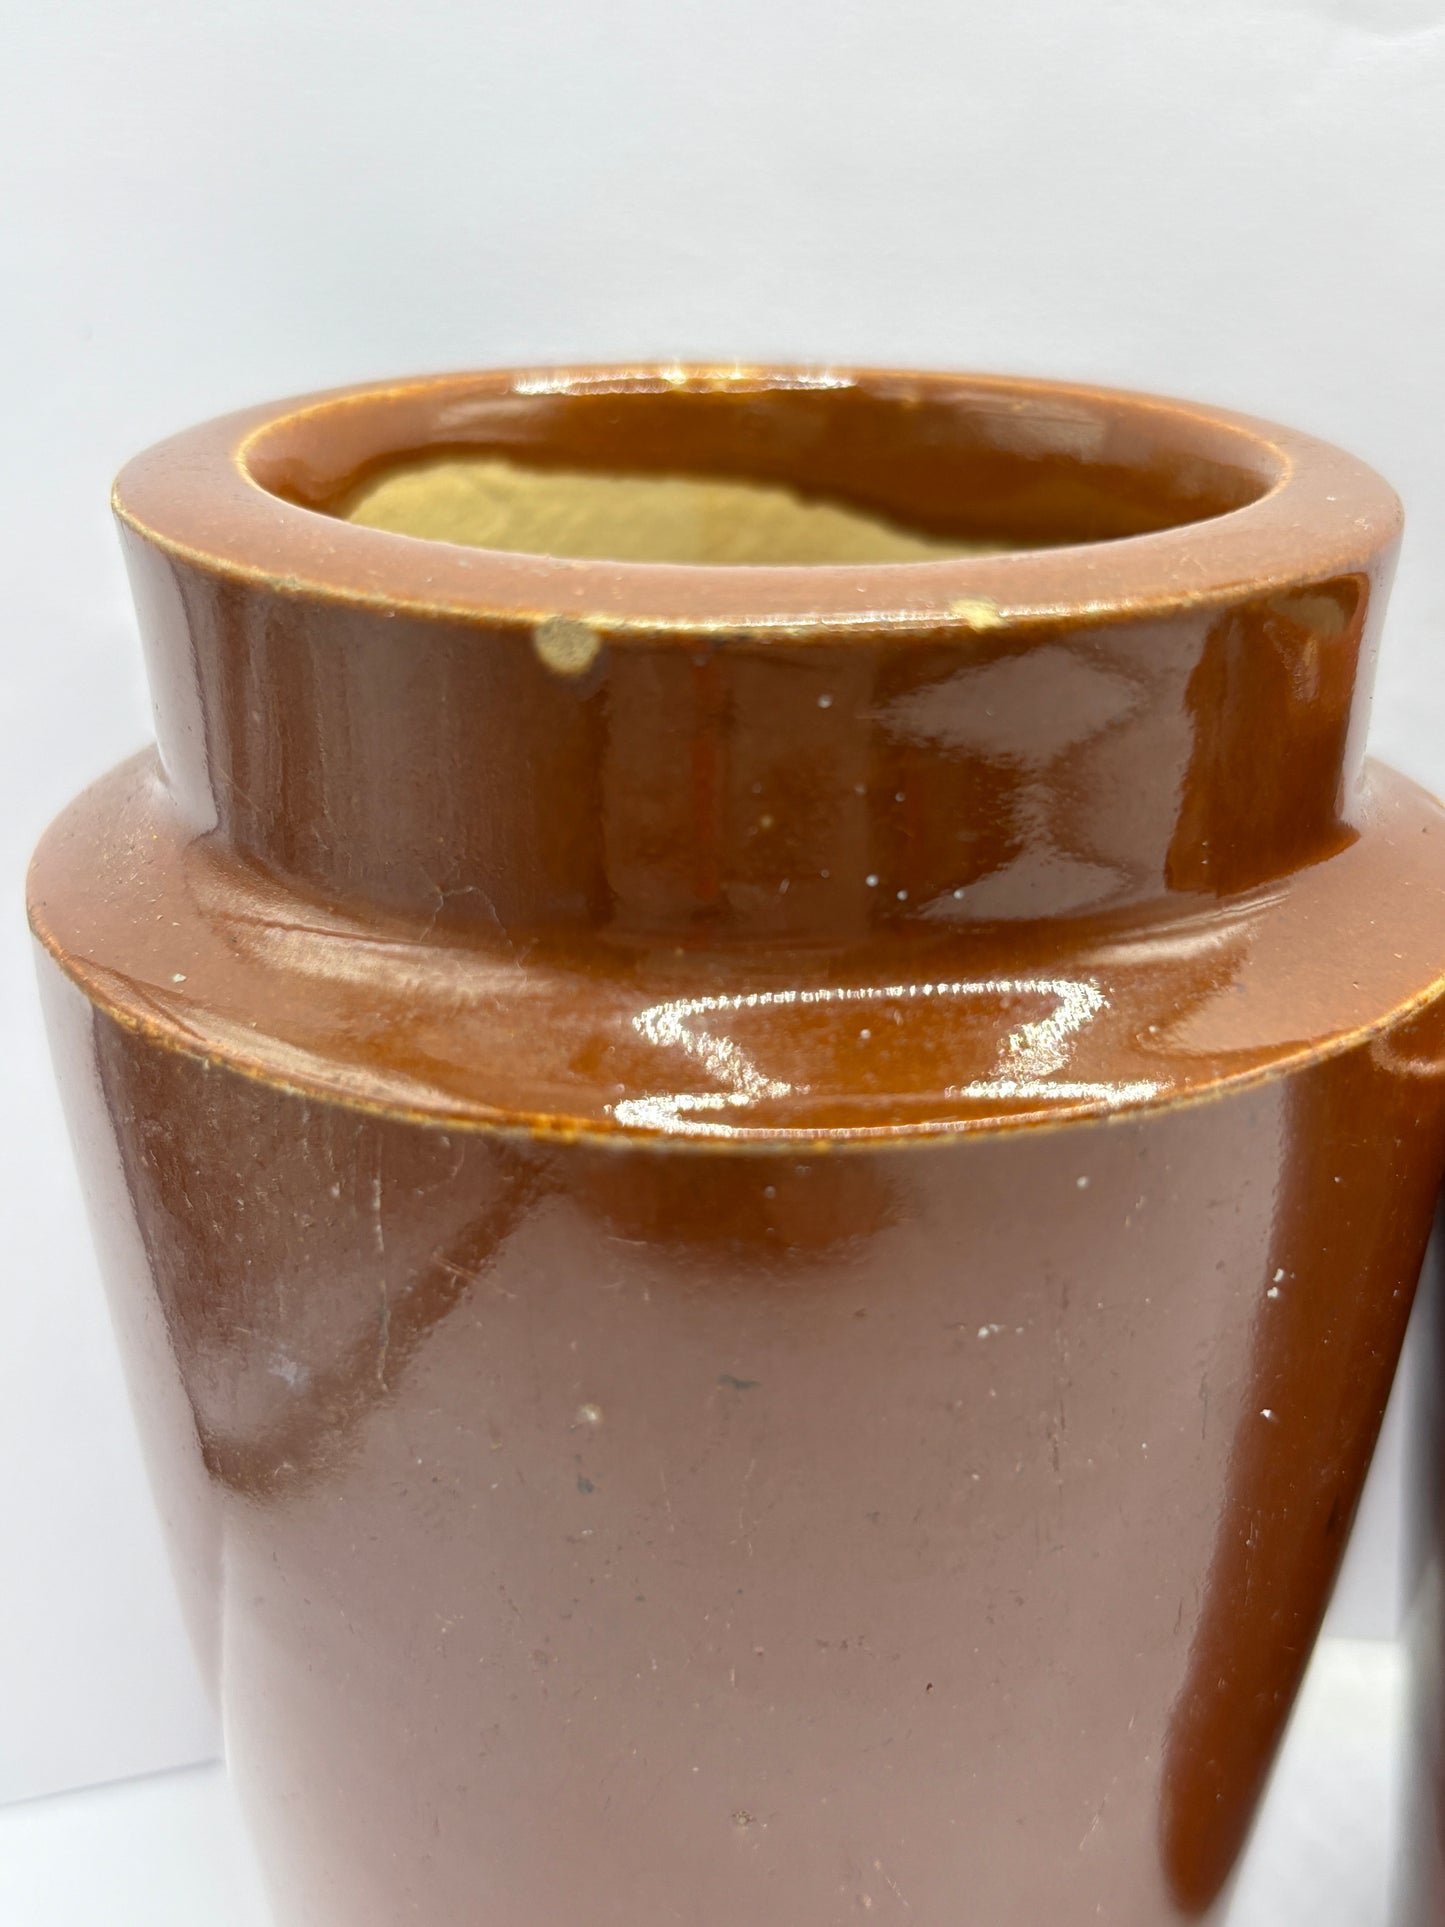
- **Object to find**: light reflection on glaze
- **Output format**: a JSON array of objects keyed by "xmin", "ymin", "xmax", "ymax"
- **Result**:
[
  {"xmin": 509, "ymin": 368, "xmax": 857, "ymax": 397},
  {"xmin": 613, "ymin": 978, "xmax": 1160, "ymax": 1134}
]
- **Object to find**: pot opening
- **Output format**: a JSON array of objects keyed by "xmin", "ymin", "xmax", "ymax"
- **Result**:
[
  {"xmin": 339, "ymin": 460, "xmax": 991, "ymax": 565},
  {"xmin": 246, "ymin": 369, "xmax": 1281, "ymax": 568}
]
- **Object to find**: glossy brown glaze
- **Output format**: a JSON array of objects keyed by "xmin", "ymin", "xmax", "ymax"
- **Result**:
[{"xmin": 29, "ymin": 366, "xmax": 1445, "ymax": 1924}]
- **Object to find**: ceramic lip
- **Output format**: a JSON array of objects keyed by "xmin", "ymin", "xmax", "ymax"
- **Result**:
[{"xmin": 111, "ymin": 364, "xmax": 1403, "ymax": 636}]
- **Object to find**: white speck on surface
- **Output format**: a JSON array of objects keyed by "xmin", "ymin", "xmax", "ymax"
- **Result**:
[
  {"xmin": 948, "ymin": 595, "xmax": 1003, "ymax": 628},
  {"xmin": 267, "ymin": 1353, "xmax": 310, "ymax": 1392},
  {"xmin": 865, "ymin": 874, "xmax": 879, "ymax": 888},
  {"xmin": 953, "ymin": 887, "xmax": 966, "ymax": 899},
  {"xmin": 1275, "ymin": 1269, "xmax": 1286, "ymax": 1282},
  {"xmin": 1077, "ymin": 1176, "xmax": 1090, "ymax": 1189},
  {"xmin": 896, "ymin": 889, "xmax": 908, "ymax": 901},
  {"xmin": 778, "ymin": 878, "xmax": 790, "ymax": 894},
  {"xmin": 817, "ymin": 693, "xmax": 833, "ymax": 708},
  {"xmin": 170, "ymin": 972, "xmax": 186, "ymax": 984},
  {"xmin": 1262, "ymin": 1408, "xmax": 1278, "ymax": 1422},
  {"xmin": 978, "ymin": 1323, "xmax": 1003, "ymax": 1339},
  {"xmin": 533, "ymin": 615, "xmax": 601, "ymax": 677},
  {"xmin": 858, "ymin": 1028, "xmax": 871, "ymax": 1041},
  {"xmin": 1268, "ymin": 1286, "xmax": 1281, "ymax": 1300},
  {"xmin": 370, "ymin": 1173, "xmax": 385, "ymax": 1257},
  {"xmin": 533, "ymin": 614, "xmax": 602, "ymax": 676},
  {"xmin": 575, "ymin": 1404, "xmax": 603, "ymax": 1428}
]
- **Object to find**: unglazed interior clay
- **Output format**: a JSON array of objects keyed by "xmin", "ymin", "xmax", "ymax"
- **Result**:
[{"xmin": 340, "ymin": 454, "xmax": 1000, "ymax": 564}]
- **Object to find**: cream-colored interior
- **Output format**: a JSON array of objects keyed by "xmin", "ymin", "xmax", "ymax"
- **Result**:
[{"xmin": 340, "ymin": 455, "xmax": 1000, "ymax": 565}]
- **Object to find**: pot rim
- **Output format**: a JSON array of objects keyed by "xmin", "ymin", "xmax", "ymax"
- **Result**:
[{"xmin": 111, "ymin": 364, "xmax": 1402, "ymax": 636}]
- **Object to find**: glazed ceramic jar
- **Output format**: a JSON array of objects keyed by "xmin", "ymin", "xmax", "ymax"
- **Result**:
[{"xmin": 29, "ymin": 367, "xmax": 1445, "ymax": 1925}]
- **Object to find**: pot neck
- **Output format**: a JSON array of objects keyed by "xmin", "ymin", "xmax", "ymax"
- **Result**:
[{"xmin": 124, "ymin": 535, "xmax": 1386, "ymax": 948}]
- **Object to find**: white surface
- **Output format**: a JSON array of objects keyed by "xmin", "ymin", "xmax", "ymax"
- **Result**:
[
  {"xmin": 5, "ymin": 0, "xmax": 1445, "ymax": 1803},
  {"xmin": 0, "ymin": 1639, "xmax": 1404, "ymax": 1926},
  {"xmin": 0, "ymin": 1764, "xmax": 271, "ymax": 1927}
]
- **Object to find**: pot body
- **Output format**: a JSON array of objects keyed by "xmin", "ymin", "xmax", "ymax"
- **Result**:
[
  {"xmin": 35, "ymin": 968, "xmax": 1445, "ymax": 1925},
  {"xmin": 29, "ymin": 368, "xmax": 1445, "ymax": 1924}
]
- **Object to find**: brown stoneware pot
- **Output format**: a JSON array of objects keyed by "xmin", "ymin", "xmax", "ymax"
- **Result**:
[{"xmin": 28, "ymin": 366, "xmax": 1445, "ymax": 1924}]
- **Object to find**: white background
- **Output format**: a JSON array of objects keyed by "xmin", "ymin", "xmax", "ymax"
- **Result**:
[{"xmin": 3, "ymin": 0, "xmax": 1444, "ymax": 1823}]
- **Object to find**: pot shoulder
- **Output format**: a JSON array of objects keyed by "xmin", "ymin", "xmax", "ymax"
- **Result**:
[{"xmin": 27, "ymin": 751, "xmax": 1445, "ymax": 1145}]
